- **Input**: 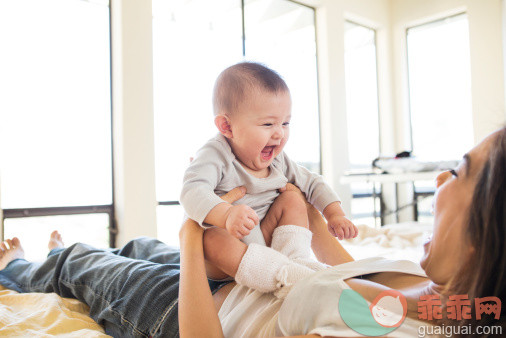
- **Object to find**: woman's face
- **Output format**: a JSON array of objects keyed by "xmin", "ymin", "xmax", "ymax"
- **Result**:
[{"xmin": 420, "ymin": 131, "xmax": 498, "ymax": 285}]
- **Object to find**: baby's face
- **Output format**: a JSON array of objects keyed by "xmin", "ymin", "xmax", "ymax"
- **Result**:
[{"xmin": 226, "ymin": 89, "xmax": 291, "ymax": 172}]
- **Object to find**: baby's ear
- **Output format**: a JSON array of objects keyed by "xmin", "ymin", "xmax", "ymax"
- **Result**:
[{"xmin": 215, "ymin": 114, "xmax": 233, "ymax": 138}]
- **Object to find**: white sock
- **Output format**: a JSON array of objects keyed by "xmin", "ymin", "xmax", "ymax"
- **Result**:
[
  {"xmin": 271, "ymin": 225, "xmax": 328, "ymax": 271},
  {"xmin": 271, "ymin": 225, "xmax": 312, "ymax": 259},
  {"xmin": 235, "ymin": 243, "xmax": 314, "ymax": 297},
  {"xmin": 274, "ymin": 263, "xmax": 315, "ymax": 299}
]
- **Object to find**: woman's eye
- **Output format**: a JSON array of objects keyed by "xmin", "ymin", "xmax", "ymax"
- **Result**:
[{"xmin": 449, "ymin": 169, "xmax": 458, "ymax": 177}]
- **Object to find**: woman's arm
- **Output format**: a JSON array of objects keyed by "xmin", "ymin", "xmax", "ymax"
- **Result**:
[
  {"xmin": 178, "ymin": 187, "xmax": 247, "ymax": 338},
  {"xmin": 307, "ymin": 202, "xmax": 354, "ymax": 265},
  {"xmin": 282, "ymin": 184, "xmax": 354, "ymax": 266},
  {"xmin": 179, "ymin": 218, "xmax": 224, "ymax": 338}
]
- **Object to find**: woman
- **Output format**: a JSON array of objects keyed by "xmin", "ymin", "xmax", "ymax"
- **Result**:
[{"xmin": 1, "ymin": 128, "xmax": 505, "ymax": 337}]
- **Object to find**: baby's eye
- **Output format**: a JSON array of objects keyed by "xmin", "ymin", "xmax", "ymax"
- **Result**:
[
  {"xmin": 263, "ymin": 123, "xmax": 273, "ymax": 127},
  {"xmin": 282, "ymin": 122, "xmax": 290, "ymax": 126},
  {"xmin": 449, "ymin": 169, "xmax": 458, "ymax": 177}
]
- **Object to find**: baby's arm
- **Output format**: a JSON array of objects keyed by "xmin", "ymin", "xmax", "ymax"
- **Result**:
[
  {"xmin": 204, "ymin": 198, "xmax": 259, "ymax": 239},
  {"xmin": 181, "ymin": 140, "xmax": 259, "ymax": 239},
  {"xmin": 280, "ymin": 152, "xmax": 357, "ymax": 239}
]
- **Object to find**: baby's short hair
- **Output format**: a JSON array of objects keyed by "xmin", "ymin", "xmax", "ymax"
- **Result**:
[{"xmin": 212, "ymin": 62, "xmax": 289, "ymax": 116}]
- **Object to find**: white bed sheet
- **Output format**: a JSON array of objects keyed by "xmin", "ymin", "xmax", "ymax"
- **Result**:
[{"xmin": 340, "ymin": 221, "xmax": 432, "ymax": 263}]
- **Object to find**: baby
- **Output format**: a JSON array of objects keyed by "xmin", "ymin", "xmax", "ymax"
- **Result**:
[{"xmin": 180, "ymin": 62, "xmax": 357, "ymax": 290}]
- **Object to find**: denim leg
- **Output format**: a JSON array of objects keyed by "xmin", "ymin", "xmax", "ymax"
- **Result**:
[
  {"xmin": 0, "ymin": 242, "xmax": 181, "ymax": 338},
  {"xmin": 111, "ymin": 236, "xmax": 180, "ymax": 265}
]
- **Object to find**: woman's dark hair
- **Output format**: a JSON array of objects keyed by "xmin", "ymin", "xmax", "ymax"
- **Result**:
[{"xmin": 448, "ymin": 127, "xmax": 506, "ymax": 337}]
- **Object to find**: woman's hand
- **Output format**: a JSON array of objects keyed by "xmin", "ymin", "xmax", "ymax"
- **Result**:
[
  {"xmin": 221, "ymin": 186, "xmax": 247, "ymax": 204},
  {"xmin": 179, "ymin": 186, "xmax": 247, "ymax": 244},
  {"xmin": 279, "ymin": 183, "xmax": 309, "ymax": 203}
]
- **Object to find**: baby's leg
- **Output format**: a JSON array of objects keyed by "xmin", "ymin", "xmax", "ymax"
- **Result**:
[
  {"xmin": 203, "ymin": 226, "xmax": 247, "ymax": 280},
  {"xmin": 260, "ymin": 190, "xmax": 308, "ymax": 246},
  {"xmin": 202, "ymin": 226, "xmax": 315, "ymax": 298},
  {"xmin": 261, "ymin": 191, "xmax": 328, "ymax": 271}
]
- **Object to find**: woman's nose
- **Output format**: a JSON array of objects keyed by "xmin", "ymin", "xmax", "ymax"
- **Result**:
[{"xmin": 435, "ymin": 170, "xmax": 452, "ymax": 188}]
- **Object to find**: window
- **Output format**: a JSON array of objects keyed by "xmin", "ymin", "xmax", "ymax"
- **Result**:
[
  {"xmin": 344, "ymin": 21, "xmax": 380, "ymax": 169},
  {"xmin": 407, "ymin": 14, "xmax": 473, "ymax": 161},
  {"xmin": 407, "ymin": 14, "xmax": 473, "ymax": 225},
  {"xmin": 0, "ymin": 0, "xmax": 113, "ymax": 260},
  {"xmin": 152, "ymin": 0, "xmax": 243, "ymax": 205},
  {"xmin": 153, "ymin": 0, "xmax": 320, "ymax": 245},
  {"xmin": 152, "ymin": 0, "xmax": 243, "ymax": 246},
  {"xmin": 244, "ymin": 0, "xmax": 320, "ymax": 172},
  {"xmin": 344, "ymin": 21, "xmax": 381, "ymax": 226}
]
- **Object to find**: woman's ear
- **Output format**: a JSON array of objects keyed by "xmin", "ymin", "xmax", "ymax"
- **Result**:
[{"xmin": 215, "ymin": 114, "xmax": 233, "ymax": 139}]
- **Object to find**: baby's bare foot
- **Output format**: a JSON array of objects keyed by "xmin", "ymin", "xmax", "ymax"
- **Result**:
[
  {"xmin": 0, "ymin": 237, "xmax": 24, "ymax": 270},
  {"xmin": 48, "ymin": 231, "xmax": 64, "ymax": 251}
]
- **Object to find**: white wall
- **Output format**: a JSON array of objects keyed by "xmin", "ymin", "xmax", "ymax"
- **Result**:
[
  {"xmin": 111, "ymin": 0, "xmax": 158, "ymax": 245},
  {"xmin": 467, "ymin": 0, "xmax": 506, "ymax": 141},
  {"xmin": 314, "ymin": 0, "xmax": 397, "ymax": 221},
  {"xmin": 391, "ymin": 0, "xmax": 506, "ymax": 148},
  {"xmin": 315, "ymin": 0, "xmax": 352, "ymax": 215}
]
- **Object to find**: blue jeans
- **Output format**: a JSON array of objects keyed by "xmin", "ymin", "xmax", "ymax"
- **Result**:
[{"xmin": 0, "ymin": 237, "xmax": 229, "ymax": 338}]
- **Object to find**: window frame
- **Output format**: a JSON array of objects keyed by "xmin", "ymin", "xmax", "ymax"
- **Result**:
[
  {"xmin": 154, "ymin": 0, "xmax": 322, "ymax": 209},
  {"xmin": 405, "ymin": 12, "xmax": 470, "ymax": 156},
  {"xmin": 344, "ymin": 19, "xmax": 382, "ymax": 169},
  {"xmin": 0, "ymin": 1, "xmax": 117, "ymax": 247},
  {"xmin": 343, "ymin": 20, "xmax": 382, "ymax": 225}
]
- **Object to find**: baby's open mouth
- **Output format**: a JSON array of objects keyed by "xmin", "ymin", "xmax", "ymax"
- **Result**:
[{"xmin": 261, "ymin": 146, "xmax": 275, "ymax": 160}]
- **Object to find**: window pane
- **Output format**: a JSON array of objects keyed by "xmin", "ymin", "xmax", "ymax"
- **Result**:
[
  {"xmin": 0, "ymin": 0, "xmax": 112, "ymax": 208},
  {"xmin": 344, "ymin": 21, "xmax": 380, "ymax": 168},
  {"xmin": 4, "ymin": 213, "xmax": 110, "ymax": 262},
  {"xmin": 350, "ymin": 182, "xmax": 381, "ymax": 228},
  {"xmin": 244, "ymin": 0, "xmax": 320, "ymax": 172},
  {"xmin": 156, "ymin": 204, "xmax": 185, "ymax": 248},
  {"xmin": 152, "ymin": 0, "xmax": 243, "ymax": 202},
  {"xmin": 407, "ymin": 14, "xmax": 473, "ymax": 161}
]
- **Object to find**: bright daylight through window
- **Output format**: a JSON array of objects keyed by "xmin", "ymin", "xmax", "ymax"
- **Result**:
[
  {"xmin": 344, "ymin": 21, "xmax": 381, "ymax": 226},
  {"xmin": 407, "ymin": 14, "xmax": 473, "ymax": 161},
  {"xmin": 0, "ymin": 0, "xmax": 112, "ymax": 261}
]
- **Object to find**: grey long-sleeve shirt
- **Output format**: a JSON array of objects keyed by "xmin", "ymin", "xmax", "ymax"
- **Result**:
[{"xmin": 180, "ymin": 134, "xmax": 340, "ymax": 230}]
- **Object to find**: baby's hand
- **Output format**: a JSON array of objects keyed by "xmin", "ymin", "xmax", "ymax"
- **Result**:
[
  {"xmin": 327, "ymin": 215, "xmax": 358, "ymax": 240},
  {"xmin": 225, "ymin": 204, "xmax": 259, "ymax": 239}
]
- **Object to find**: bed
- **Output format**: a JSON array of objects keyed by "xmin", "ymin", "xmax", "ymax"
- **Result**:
[
  {"xmin": 0, "ymin": 283, "xmax": 110, "ymax": 337},
  {"xmin": 0, "ymin": 221, "xmax": 431, "ymax": 336},
  {"xmin": 341, "ymin": 221, "xmax": 432, "ymax": 263}
]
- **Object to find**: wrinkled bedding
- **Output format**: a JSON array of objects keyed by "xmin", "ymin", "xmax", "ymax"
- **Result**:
[
  {"xmin": 0, "ymin": 284, "xmax": 110, "ymax": 337},
  {"xmin": 341, "ymin": 221, "xmax": 432, "ymax": 262}
]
